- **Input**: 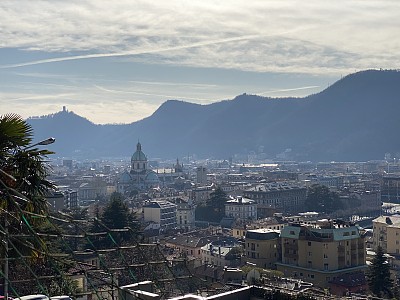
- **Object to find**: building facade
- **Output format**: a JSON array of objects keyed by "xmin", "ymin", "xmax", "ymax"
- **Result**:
[
  {"xmin": 372, "ymin": 215, "xmax": 400, "ymax": 253},
  {"xmin": 196, "ymin": 166, "xmax": 207, "ymax": 184},
  {"xmin": 243, "ymin": 183, "xmax": 307, "ymax": 216},
  {"xmin": 142, "ymin": 200, "xmax": 177, "ymax": 230},
  {"xmin": 225, "ymin": 196, "xmax": 257, "ymax": 220},
  {"xmin": 245, "ymin": 229, "xmax": 280, "ymax": 269},
  {"xmin": 381, "ymin": 176, "xmax": 400, "ymax": 203},
  {"xmin": 276, "ymin": 219, "xmax": 367, "ymax": 288},
  {"xmin": 175, "ymin": 197, "xmax": 195, "ymax": 230}
]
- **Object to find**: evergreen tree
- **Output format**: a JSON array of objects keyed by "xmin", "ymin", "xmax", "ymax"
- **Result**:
[
  {"xmin": 94, "ymin": 192, "xmax": 139, "ymax": 247},
  {"xmin": 367, "ymin": 246, "xmax": 393, "ymax": 298},
  {"xmin": 196, "ymin": 187, "xmax": 228, "ymax": 223},
  {"xmin": 207, "ymin": 187, "xmax": 228, "ymax": 216}
]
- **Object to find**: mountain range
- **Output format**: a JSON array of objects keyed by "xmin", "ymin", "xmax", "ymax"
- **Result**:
[{"xmin": 27, "ymin": 69, "xmax": 400, "ymax": 162}]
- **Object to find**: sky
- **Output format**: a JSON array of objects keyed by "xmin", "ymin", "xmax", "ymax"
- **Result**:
[{"xmin": 0, "ymin": 0, "xmax": 399, "ymax": 124}]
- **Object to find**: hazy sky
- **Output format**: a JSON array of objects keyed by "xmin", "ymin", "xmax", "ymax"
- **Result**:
[{"xmin": 1, "ymin": 0, "xmax": 399, "ymax": 124}]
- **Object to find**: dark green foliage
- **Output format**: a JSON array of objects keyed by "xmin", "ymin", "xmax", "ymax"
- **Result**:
[
  {"xmin": 0, "ymin": 114, "xmax": 55, "ymax": 258},
  {"xmin": 305, "ymin": 184, "xmax": 343, "ymax": 213},
  {"xmin": 89, "ymin": 192, "xmax": 140, "ymax": 248},
  {"xmin": 195, "ymin": 187, "xmax": 228, "ymax": 223},
  {"xmin": 367, "ymin": 246, "xmax": 393, "ymax": 298}
]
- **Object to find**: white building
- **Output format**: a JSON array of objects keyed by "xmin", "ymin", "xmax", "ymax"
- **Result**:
[
  {"xmin": 142, "ymin": 200, "xmax": 177, "ymax": 230},
  {"xmin": 225, "ymin": 196, "xmax": 257, "ymax": 220},
  {"xmin": 175, "ymin": 198, "xmax": 195, "ymax": 230}
]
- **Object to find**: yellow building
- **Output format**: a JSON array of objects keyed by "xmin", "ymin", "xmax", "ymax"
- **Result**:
[
  {"xmin": 232, "ymin": 216, "xmax": 287, "ymax": 239},
  {"xmin": 372, "ymin": 215, "xmax": 400, "ymax": 254},
  {"xmin": 276, "ymin": 219, "xmax": 366, "ymax": 288},
  {"xmin": 245, "ymin": 229, "xmax": 280, "ymax": 269}
]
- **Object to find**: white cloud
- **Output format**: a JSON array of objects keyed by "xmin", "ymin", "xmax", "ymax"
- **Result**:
[
  {"xmin": 0, "ymin": 0, "xmax": 399, "ymax": 74},
  {"xmin": 1, "ymin": 0, "xmax": 399, "ymax": 123}
]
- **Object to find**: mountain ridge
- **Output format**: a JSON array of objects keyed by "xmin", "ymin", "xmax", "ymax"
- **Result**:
[{"xmin": 26, "ymin": 69, "xmax": 400, "ymax": 161}]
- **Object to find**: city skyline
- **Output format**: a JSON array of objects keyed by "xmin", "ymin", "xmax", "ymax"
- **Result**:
[{"xmin": 1, "ymin": 0, "xmax": 399, "ymax": 124}]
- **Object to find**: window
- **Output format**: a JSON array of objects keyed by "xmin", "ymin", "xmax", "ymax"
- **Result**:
[
  {"xmin": 324, "ymin": 263, "xmax": 329, "ymax": 270},
  {"xmin": 308, "ymin": 251, "xmax": 312, "ymax": 257},
  {"xmin": 324, "ymin": 253, "xmax": 328, "ymax": 259},
  {"xmin": 290, "ymin": 230, "xmax": 295, "ymax": 235},
  {"xmin": 308, "ymin": 242, "xmax": 312, "ymax": 246}
]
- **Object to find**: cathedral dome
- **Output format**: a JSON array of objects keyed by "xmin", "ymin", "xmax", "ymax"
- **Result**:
[
  {"xmin": 131, "ymin": 142, "xmax": 147, "ymax": 162},
  {"xmin": 145, "ymin": 170, "xmax": 159, "ymax": 185},
  {"xmin": 119, "ymin": 170, "xmax": 132, "ymax": 184}
]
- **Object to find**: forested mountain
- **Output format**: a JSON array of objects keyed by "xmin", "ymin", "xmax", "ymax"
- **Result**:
[{"xmin": 27, "ymin": 70, "xmax": 400, "ymax": 161}]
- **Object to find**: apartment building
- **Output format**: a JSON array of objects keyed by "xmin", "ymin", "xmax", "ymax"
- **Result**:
[
  {"xmin": 245, "ymin": 229, "xmax": 280, "ymax": 269},
  {"xmin": 175, "ymin": 197, "xmax": 195, "ymax": 230},
  {"xmin": 232, "ymin": 215, "xmax": 287, "ymax": 239},
  {"xmin": 372, "ymin": 215, "xmax": 400, "ymax": 253},
  {"xmin": 225, "ymin": 196, "xmax": 257, "ymax": 220},
  {"xmin": 142, "ymin": 200, "xmax": 177, "ymax": 230},
  {"xmin": 243, "ymin": 183, "xmax": 307, "ymax": 216},
  {"xmin": 276, "ymin": 219, "xmax": 367, "ymax": 288},
  {"xmin": 381, "ymin": 176, "xmax": 400, "ymax": 203},
  {"xmin": 191, "ymin": 185, "xmax": 214, "ymax": 204}
]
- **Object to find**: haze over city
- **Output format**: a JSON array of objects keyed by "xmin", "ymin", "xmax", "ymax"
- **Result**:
[{"xmin": 1, "ymin": 0, "xmax": 399, "ymax": 124}]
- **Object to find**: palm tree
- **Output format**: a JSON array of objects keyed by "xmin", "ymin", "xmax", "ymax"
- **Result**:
[{"xmin": 0, "ymin": 114, "xmax": 55, "ymax": 296}]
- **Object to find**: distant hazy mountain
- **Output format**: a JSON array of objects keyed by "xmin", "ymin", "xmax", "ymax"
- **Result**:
[{"xmin": 27, "ymin": 69, "xmax": 400, "ymax": 161}]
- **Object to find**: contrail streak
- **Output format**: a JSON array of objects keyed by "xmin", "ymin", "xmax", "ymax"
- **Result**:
[
  {"xmin": 257, "ymin": 85, "xmax": 320, "ymax": 95},
  {"xmin": 0, "ymin": 35, "xmax": 260, "ymax": 69}
]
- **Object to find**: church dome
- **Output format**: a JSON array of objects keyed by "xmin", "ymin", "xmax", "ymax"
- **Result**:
[
  {"xmin": 119, "ymin": 170, "xmax": 132, "ymax": 184},
  {"xmin": 131, "ymin": 142, "xmax": 147, "ymax": 162},
  {"xmin": 145, "ymin": 170, "xmax": 159, "ymax": 184}
]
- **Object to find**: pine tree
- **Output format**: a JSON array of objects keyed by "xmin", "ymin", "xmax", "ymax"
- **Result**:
[
  {"xmin": 367, "ymin": 246, "xmax": 393, "ymax": 298},
  {"xmin": 100, "ymin": 192, "xmax": 139, "ymax": 245}
]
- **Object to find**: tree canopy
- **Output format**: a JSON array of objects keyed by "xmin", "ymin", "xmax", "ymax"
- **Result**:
[
  {"xmin": 195, "ymin": 187, "xmax": 228, "ymax": 223},
  {"xmin": 0, "ymin": 114, "xmax": 55, "ymax": 257},
  {"xmin": 90, "ymin": 192, "xmax": 140, "ymax": 248},
  {"xmin": 305, "ymin": 184, "xmax": 343, "ymax": 213}
]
